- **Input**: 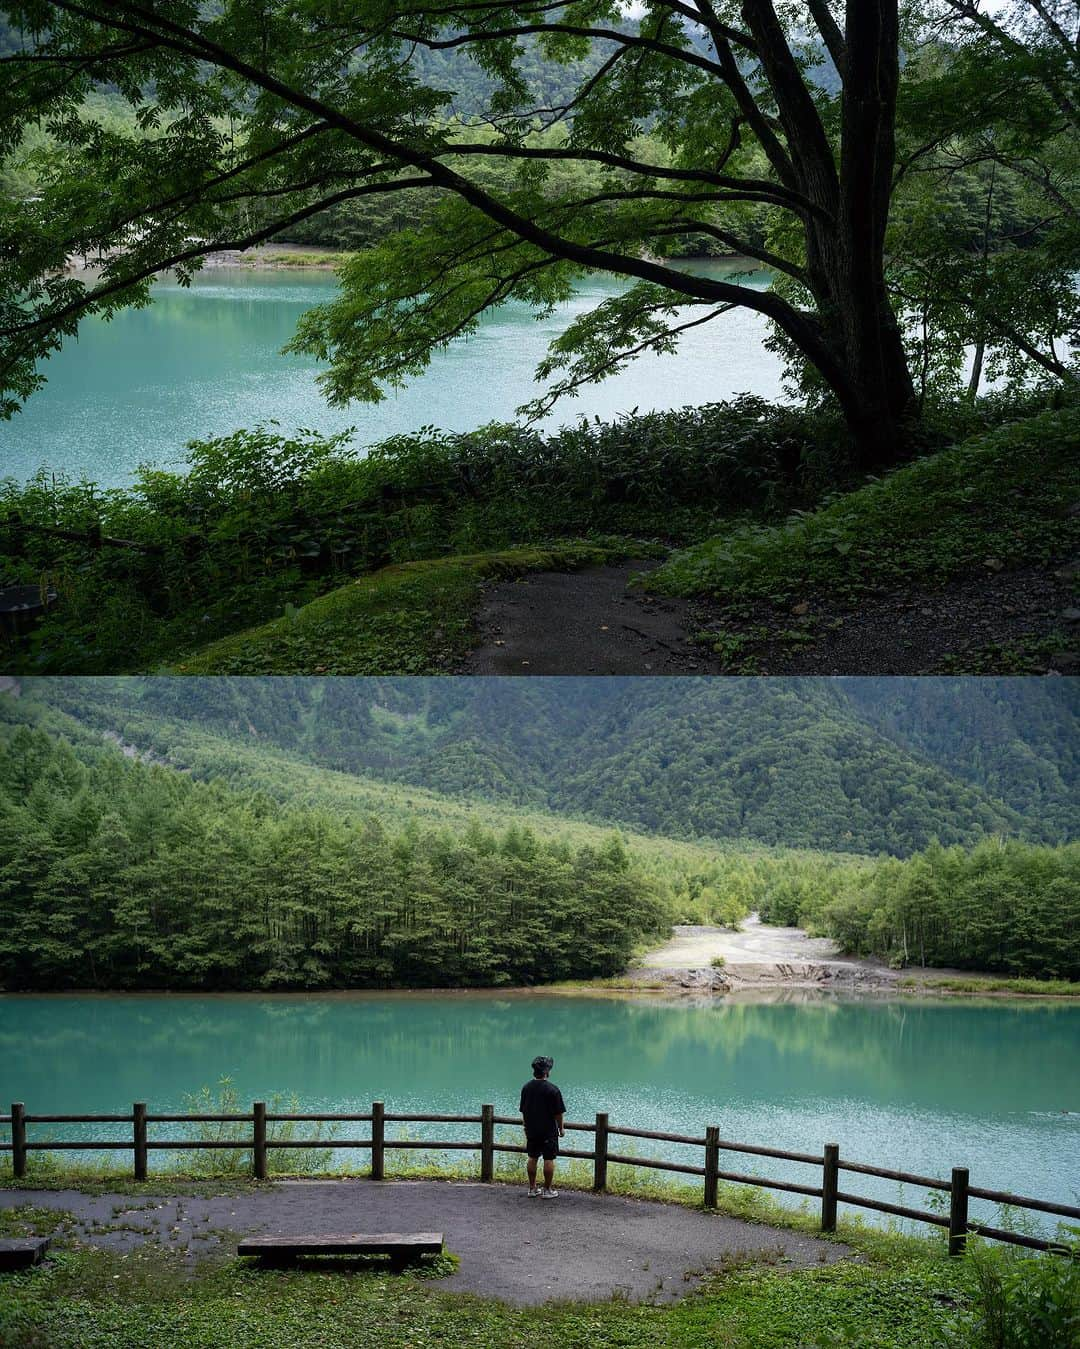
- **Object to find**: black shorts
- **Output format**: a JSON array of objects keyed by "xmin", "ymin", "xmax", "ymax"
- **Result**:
[{"xmin": 526, "ymin": 1134, "xmax": 559, "ymax": 1161}]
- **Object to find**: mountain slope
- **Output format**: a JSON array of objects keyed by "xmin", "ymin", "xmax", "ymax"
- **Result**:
[
  {"xmin": 14, "ymin": 677, "xmax": 1075, "ymax": 855},
  {"xmin": 839, "ymin": 679, "xmax": 1078, "ymax": 838}
]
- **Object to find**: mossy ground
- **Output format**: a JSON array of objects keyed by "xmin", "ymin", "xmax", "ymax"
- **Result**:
[
  {"xmin": 649, "ymin": 405, "xmax": 1079, "ymax": 673},
  {"xmin": 170, "ymin": 541, "xmax": 629, "ymax": 675},
  {"xmin": 651, "ymin": 406, "xmax": 1079, "ymax": 604}
]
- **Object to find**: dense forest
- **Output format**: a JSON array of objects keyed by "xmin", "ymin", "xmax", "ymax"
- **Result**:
[
  {"xmin": 21, "ymin": 677, "xmax": 1077, "ymax": 854},
  {"xmin": 2, "ymin": 688, "xmax": 1078, "ymax": 988},
  {"xmin": 0, "ymin": 720, "xmax": 670, "ymax": 990},
  {"xmin": 760, "ymin": 838, "xmax": 1080, "ymax": 980}
]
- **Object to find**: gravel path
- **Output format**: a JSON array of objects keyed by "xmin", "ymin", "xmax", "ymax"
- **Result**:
[
  {"xmin": 461, "ymin": 560, "xmax": 723, "ymax": 675},
  {"xmin": 1, "ymin": 1179, "xmax": 847, "ymax": 1305}
]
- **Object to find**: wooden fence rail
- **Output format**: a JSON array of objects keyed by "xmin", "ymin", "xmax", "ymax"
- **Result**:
[{"xmin": 3, "ymin": 1101, "xmax": 1077, "ymax": 1255}]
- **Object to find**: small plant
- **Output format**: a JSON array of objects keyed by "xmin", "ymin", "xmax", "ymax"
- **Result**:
[
  {"xmin": 177, "ymin": 1077, "xmax": 338, "ymax": 1177},
  {"xmin": 710, "ymin": 956, "xmax": 726, "ymax": 969}
]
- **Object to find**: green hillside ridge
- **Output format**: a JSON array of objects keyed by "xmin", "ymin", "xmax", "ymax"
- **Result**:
[
  {"xmin": 4, "ymin": 685, "xmax": 1078, "ymax": 986},
  {"xmin": 17, "ymin": 676, "xmax": 1077, "ymax": 856},
  {"xmin": 0, "ymin": 685, "xmax": 744, "ymax": 882},
  {"xmin": 838, "ymin": 679, "xmax": 1078, "ymax": 836}
]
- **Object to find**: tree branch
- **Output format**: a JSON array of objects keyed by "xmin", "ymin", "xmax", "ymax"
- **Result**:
[
  {"xmin": 30, "ymin": 0, "xmax": 848, "ymax": 402},
  {"xmin": 805, "ymin": 0, "xmax": 847, "ymax": 80},
  {"xmin": 0, "ymin": 178, "xmax": 436, "ymax": 353},
  {"xmin": 522, "ymin": 302, "xmax": 736, "ymax": 419}
]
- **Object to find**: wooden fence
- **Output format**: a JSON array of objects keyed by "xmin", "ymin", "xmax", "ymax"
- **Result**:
[{"xmin": 3, "ymin": 1102, "xmax": 1077, "ymax": 1255}]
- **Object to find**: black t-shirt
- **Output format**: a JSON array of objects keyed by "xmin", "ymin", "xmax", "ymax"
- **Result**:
[{"xmin": 519, "ymin": 1078, "xmax": 566, "ymax": 1138}]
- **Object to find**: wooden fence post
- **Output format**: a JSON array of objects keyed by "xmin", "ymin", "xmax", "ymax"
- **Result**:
[
  {"xmin": 133, "ymin": 1103, "xmax": 148, "ymax": 1182},
  {"xmin": 704, "ymin": 1126, "xmax": 720, "ymax": 1209},
  {"xmin": 11, "ymin": 1103, "xmax": 25, "ymax": 1180},
  {"xmin": 949, "ymin": 1167, "xmax": 969, "ymax": 1256},
  {"xmin": 480, "ymin": 1104, "xmax": 494, "ymax": 1183},
  {"xmin": 821, "ymin": 1143, "xmax": 839, "ymax": 1233},
  {"xmin": 593, "ymin": 1112, "xmax": 608, "ymax": 1191},
  {"xmin": 371, "ymin": 1101, "xmax": 385, "ymax": 1181},
  {"xmin": 253, "ymin": 1102, "xmax": 267, "ymax": 1181}
]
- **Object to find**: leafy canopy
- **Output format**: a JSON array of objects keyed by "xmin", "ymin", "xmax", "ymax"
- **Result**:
[{"xmin": 0, "ymin": 2, "xmax": 1075, "ymax": 428}]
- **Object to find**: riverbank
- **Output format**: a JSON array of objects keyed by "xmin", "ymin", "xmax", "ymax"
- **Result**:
[
  {"xmin": 69, "ymin": 244, "xmax": 751, "ymax": 273},
  {"xmin": 605, "ymin": 918, "xmax": 1080, "ymax": 1000}
]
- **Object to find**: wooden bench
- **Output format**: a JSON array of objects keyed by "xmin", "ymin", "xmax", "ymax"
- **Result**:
[
  {"xmin": 237, "ymin": 1232, "xmax": 443, "ymax": 1267},
  {"xmin": 0, "ymin": 1237, "xmax": 51, "ymax": 1270}
]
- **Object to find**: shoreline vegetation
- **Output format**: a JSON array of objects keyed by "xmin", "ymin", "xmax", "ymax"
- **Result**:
[
  {"xmin": 66, "ymin": 243, "xmax": 739, "ymax": 272},
  {"xmin": 3, "ymin": 392, "xmax": 1076, "ymax": 677},
  {"xmin": 2, "ymin": 974, "xmax": 1078, "ymax": 1001}
]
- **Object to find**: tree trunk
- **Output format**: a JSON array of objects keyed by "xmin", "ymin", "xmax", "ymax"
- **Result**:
[
  {"xmin": 826, "ymin": 287, "xmax": 919, "ymax": 469},
  {"xmin": 746, "ymin": 0, "xmax": 920, "ymax": 469}
]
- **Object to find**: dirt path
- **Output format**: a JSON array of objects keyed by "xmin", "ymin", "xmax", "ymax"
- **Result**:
[
  {"xmin": 0, "ymin": 1179, "xmax": 847, "ymax": 1305},
  {"xmin": 460, "ymin": 560, "xmax": 723, "ymax": 674},
  {"xmin": 458, "ymin": 554, "xmax": 1077, "ymax": 675}
]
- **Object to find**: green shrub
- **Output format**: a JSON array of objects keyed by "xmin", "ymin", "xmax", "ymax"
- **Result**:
[{"xmin": 950, "ymin": 1240, "xmax": 1080, "ymax": 1349}]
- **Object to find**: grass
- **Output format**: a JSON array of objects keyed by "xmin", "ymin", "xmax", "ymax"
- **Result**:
[
  {"xmin": 0, "ymin": 1158, "xmax": 993, "ymax": 1349},
  {"xmin": 250, "ymin": 249, "xmax": 355, "ymax": 267},
  {"xmin": 934, "ymin": 632, "xmax": 1076, "ymax": 675},
  {"xmin": 650, "ymin": 403, "xmax": 1080, "ymax": 605},
  {"xmin": 900, "ymin": 975, "xmax": 1080, "ymax": 998},
  {"xmin": 169, "ymin": 540, "xmax": 630, "ymax": 675},
  {"xmin": 0, "ymin": 1240, "xmax": 980, "ymax": 1349}
]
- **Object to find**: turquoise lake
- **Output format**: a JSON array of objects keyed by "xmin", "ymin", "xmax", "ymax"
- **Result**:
[
  {"xmin": 0, "ymin": 260, "xmax": 779, "ymax": 489},
  {"xmin": 2, "ymin": 992, "xmax": 1077, "ymax": 1233}
]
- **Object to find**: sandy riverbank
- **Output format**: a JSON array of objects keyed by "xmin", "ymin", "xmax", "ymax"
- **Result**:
[{"xmin": 631, "ymin": 915, "xmax": 957, "ymax": 995}]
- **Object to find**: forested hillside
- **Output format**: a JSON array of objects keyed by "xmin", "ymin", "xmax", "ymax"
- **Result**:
[
  {"xmin": 14, "ymin": 677, "xmax": 1077, "ymax": 855},
  {"xmin": 839, "ymin": 680, "xmax": 1078, "ymax": 837},
  {"xmin": 2, "ymin": 685, "xmax": 1077, "ymax": 988},
  {"xmin": 0, "ymin": 717, "xmax": 670, "ymax": 990}
]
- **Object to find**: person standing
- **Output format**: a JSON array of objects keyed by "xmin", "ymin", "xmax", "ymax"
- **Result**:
[{"xmin": 519, "ymin": 1054, "xmax": 565, "ymax": 1198}]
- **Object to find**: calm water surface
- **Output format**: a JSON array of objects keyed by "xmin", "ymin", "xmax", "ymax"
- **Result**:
[
  {"xmin": 0, "ymin": 261, "xmax": 781, "ymax": 488},
  {"xmin": 2, "ymin": 992, "xmax": 1077, "ymax": 1230}
]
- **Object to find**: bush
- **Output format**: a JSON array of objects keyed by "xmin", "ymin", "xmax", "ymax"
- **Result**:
[
  {"xmin": 0, "ymin": 397, "xmax": 838, "ymax": 672},
  {"xmin": 951, "ymin": 1240, "xmax": 1080, "ymax": 1349}
]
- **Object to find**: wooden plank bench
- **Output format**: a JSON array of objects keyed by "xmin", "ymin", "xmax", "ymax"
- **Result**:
[
  {"xmin": 237, "ymin": 1232, "xmax": 443, "ymax": 1267},
  {"xmin": 0, "ymin": 1237, "xmax": 51, "ymax": 1271}
]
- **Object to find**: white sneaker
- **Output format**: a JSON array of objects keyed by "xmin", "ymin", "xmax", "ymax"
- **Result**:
[
  {"xmin": 541, "ymin": 1188, "xmax": 558, "ymax": 1198},
  {"xmin": 528, "ymin": 1187, "xmax": 540, "ymax": 1197}
]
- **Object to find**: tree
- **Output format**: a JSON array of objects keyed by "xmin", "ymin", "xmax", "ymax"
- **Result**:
[
  {"xmin": 885, "ymin": 3, "xmax": 1080, "ymax": 401},
  {"xmin": 0, "ymin": 1, "xmax": 950, "ymax": 469}
]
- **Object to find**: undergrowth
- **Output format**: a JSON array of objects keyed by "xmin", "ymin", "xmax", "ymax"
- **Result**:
[
  {"xmin": 651, "ymin": 403, "xmax": 1079, "ymax": 606},
  {"xmin": 1, "ymin": 390, "xmax": 1050, "ymax": 674}
]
